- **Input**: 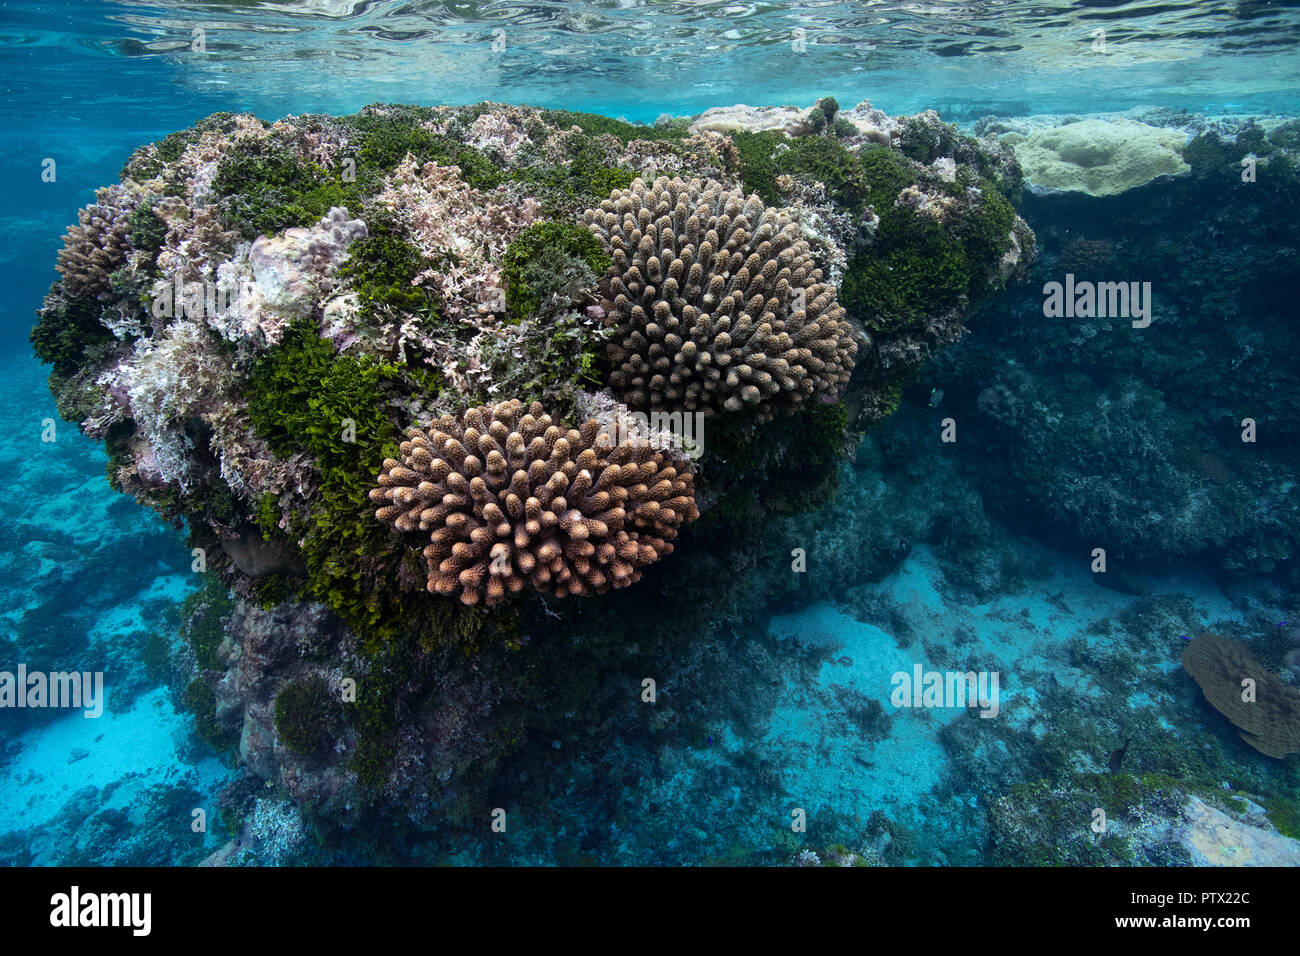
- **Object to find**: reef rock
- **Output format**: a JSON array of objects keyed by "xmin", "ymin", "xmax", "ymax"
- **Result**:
[
  {"xmin": 689, "ymin": 104, "xmax": 815, "ymax": 137},
  {"xmin": 221, "ymin": 527, "xmax": 307, "ymax": 578},
  {"xmin": 840, "ymin": 99, "xmax": 899, "ymax": 146},
  {"xmin": 28, "ymin": 101, "xmax": 1038, "ymax": 839},
  {"xmin": 1174, "ymin": 796, "xmax": 1300, "ymax": 866}
]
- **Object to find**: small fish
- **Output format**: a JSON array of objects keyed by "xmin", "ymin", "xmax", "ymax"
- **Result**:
[
  {"xmin": 1108, "ymin": 737, "xmax": 1133, "ymax": 774},
  {"xmin": 928, "ymin": 387, "xmax": 944, "ymax": 408}
]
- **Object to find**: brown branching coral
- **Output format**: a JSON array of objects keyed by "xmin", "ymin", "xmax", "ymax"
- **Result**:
[
  {"xmin": 582, "ymin": 177, "xmax": 857, "ymax": 419},
  {"xmin": 371, "ymin": 399, "xmax": 699, "ymax": 606},
  {"xmin": 56, "ymin": 187, "xmax": 133, "ymax": 300},
  {"xmin": 1182, "ymin": 632, "xmax": 1300, "ymax": 758}
]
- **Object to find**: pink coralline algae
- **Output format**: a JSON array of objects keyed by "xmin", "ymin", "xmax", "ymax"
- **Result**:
[
  {"xmin": 375, "ymin": 158, "xmax": 541, "ymax": 323},
  {"xmin": 211, "ymin": 207, "xmax": 368, "ymax": 346}
]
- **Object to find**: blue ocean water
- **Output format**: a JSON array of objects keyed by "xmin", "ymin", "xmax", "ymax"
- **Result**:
[{"xmin": 1, "ymin": 1, "xmax": 1298, "ymax": 866}]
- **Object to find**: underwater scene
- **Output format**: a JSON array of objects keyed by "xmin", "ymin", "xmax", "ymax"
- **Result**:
[{"xmin": 1, "ymin": 0, "xmax": 1298, "ymax": 872}]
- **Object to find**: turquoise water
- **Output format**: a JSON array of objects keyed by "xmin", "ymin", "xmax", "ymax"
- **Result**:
[
  {"xmin": 5, "ymin": 0, "xmax": 1299, "ymax": 352},
  {"xmin": 2, "ymin": 1, "xmax": 1298, "ymax": 866}
]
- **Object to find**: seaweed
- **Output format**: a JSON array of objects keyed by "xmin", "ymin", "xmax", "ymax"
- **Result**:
[{"xmin": 274, "ymin": 674, "xmax": 341, "ymax": 760}]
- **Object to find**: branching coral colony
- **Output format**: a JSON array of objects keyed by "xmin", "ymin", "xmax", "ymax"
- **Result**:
[
  {"xmin": 372, "ymin": 400, "xmax": 699, "ymax": 606},
  {"xmin": 583, "ymin": 177, "xmax": 857, "ymax": 418},
  {"xmin": 33, "ymin": 101, "xmax": 1034, "ymax": 647}
]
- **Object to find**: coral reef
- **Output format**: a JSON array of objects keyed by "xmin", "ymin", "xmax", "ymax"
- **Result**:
[
  {"xmin": 372, "ymin": 399, "xmax": 699, "ymax": 605},
  {"xmin": 926, "ymin": 111, "xmax": 1299, "ymax": 576},
  {"xmin": 1182, "ymin": 633, "xmax": 1300, "ymax": 758},
  {"xmin": 709, "ymin": 107, "xmax": 1033, "ymax": 426},
  {"xmin": 16, "ymin": 86, "xmax": 1300, "ymax": 871},
  {"xmin": 582, "ymin": 177, "xmax": 858, "ymax": 418},
  {"xmin": 29, "ymin": 98, "xmax": 1038, "ymax": 835},
  {"xmin": 1005, "ymin": 118, "xmax": 1190, "ymax": 196}
]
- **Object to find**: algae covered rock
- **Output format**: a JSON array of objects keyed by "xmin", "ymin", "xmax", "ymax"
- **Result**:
[
  {"xmin": 1012, "ymin": 118, "xmax": 1190, "ymax": 196},
  {"xmin": 30, "ymin": 99, "xmax": 1036, "ymax": 830},
  {"xmin": 1176, "ymin": 795, "xmax": 1300, "ymax": 866},
  {"xmin": 990, "ymin": 773, "xmax": 1300, "ymax": 866},
  {"xmin": 32, "ymin": 99, "xmax": 1032, "ymax": 644}
]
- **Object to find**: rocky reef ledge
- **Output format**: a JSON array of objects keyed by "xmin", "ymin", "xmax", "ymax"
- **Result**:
[{"xmin": 32, "ymin": 99, "xmax": 1035, "ymax": 849}]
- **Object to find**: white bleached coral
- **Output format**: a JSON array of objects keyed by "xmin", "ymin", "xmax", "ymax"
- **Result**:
[
  {"xmin": 689, "ymin": 103, "xmax": 815, "ymax": 137},
  {"xmin": 841, "ymin": 99, "xmax": 899, "ymax": 146}
]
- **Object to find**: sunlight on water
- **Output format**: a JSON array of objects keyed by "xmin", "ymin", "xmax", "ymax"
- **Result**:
[{"xmin": 3, "ymin": 0, "xmax": 1299, "ymax": 123}]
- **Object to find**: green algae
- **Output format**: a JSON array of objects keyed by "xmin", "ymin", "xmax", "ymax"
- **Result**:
[
  {"xmin": 501, "ymin": 220, "xmax": 610, "ymax": 319},
  {"xmin": 274, "ymin": 674, "xmax": 341, "ymax": 760}
]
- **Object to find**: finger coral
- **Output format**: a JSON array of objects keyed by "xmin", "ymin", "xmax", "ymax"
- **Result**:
[
  {"xmin": 582, "ymin": 177, "xmax": 858, "ymax": 419},
  {"xmin": 371, "ymin": 399, "xmax": 699, "ymax": 605},
  {"xmin": 55, "ymin": 187, "xmax": 135, "ymax": 301},
  {"xmin": 1182, "ymin": 632, "xmax": 1300, "ymax": 758}
]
